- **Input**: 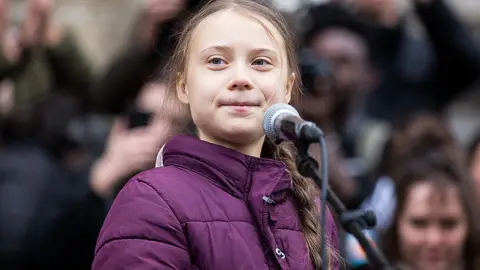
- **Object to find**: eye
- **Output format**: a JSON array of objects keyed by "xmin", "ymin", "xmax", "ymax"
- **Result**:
[
  {"xmin": 208, "ymin": 57, "xmax": 226, "ymax": 65},
  {"xmin": 440, "ymin": 218, "xmax": 459, "ymax": 230},
  {"xmin": 410, "ymin": 218, "xmax": 428, "ymax": 228},
  {"xmin": 252, "ymin": 58, "xmax": 271, "ymax": 66}
]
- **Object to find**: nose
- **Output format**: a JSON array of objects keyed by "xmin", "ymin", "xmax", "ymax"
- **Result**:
[
  {"xmin": 425, "ymin": 227, "xmax": 443, "ymax": 246},
  {"xmin": 228, "ymin": 64, "xmax": 253, "ymax": 91}
]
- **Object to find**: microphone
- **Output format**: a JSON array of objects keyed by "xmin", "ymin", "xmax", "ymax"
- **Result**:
[{"xmin": 263, "ymin": 103, "xmax": 323, "ymax": 143}]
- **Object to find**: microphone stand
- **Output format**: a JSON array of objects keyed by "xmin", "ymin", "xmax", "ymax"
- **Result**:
[{"xmin": 293, "ymin": 136, "xmax": 396, "ymax": 270}]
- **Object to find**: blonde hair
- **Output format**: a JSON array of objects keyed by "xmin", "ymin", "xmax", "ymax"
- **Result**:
[{"xmin": 163, "ymin": 0, "xmax": 338, "ymax": 268}]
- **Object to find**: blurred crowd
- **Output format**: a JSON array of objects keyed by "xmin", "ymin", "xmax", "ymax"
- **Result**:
[{"xmin": 0, "ymin": 0, "xmax": 480, "ymax": 269}]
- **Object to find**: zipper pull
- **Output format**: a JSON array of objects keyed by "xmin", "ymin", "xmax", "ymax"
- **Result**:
[
  {"xmin": 263, "ymin": 196, "xmax": 278, "ymax": 224},
  {"xmin": 262, "ymin": 196, "xmax": 276, "ymax": 204}
]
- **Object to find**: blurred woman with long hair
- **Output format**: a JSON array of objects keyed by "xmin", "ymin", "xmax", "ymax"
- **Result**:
[{"xmin": 383, "ymin": 155, "xmax": 480, "ymax": 270}]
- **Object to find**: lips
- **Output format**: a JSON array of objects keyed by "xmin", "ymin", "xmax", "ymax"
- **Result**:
[
  {"xmin": 220, "ymin": 101, "xmax": 260, "ymax": 107},
  {"xmin": 219, "ymin": 101, "xmax": 260, "ymax": 114}
]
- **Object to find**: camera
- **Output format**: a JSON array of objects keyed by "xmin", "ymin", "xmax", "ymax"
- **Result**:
[
  {"xmin": 127, "ymin": 108, "xmax": 153, "ymax": 129},
  {"xmin": 298, "ymin": 49, "xmax": 332, "ymax": 95}
]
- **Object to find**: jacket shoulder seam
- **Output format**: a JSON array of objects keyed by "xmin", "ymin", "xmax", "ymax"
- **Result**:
[
  {"xmin": 99, "ymin": 235, "xmax": 189, "ymax": 253},
  {"xmin": 136, "ymin": 178, "xmax": 183, "ymax": 225}
]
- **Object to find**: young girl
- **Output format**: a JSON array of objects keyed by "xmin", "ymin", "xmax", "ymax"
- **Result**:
[
  {"xmin": 382, "ymin": 155, "xmax": 480, "ymax": 270},
  {"xmin": 92, "ymin": 0, "xmax": 339, "ymax": 269}
]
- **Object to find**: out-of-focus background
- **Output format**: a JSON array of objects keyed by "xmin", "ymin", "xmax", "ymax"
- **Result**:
[
  {"xmin": 9, "ymin": 0, "xmax": 480, "ymax": 139},
  {"xmin": 1, "ymin": 0, "xmax": 480, "ymax": 269}
]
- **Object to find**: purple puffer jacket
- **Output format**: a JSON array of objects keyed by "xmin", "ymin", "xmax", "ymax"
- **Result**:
[{"xmin": 93, "ymin": 135, "xmax": 339, "ymax": 269}]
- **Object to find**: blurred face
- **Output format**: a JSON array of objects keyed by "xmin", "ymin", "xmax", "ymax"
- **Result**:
[
  {"xmin": 177, "ymin": 9, "xmax": 294, "ymax": 156},
  {"xmin": 397, "ymin": 181, "xmax": 467, "ymax": 270},
  {"xmin": 298, "ymin": 77, "xmax": 334, "ymax": 128},
  {"xmin": 471, "ymin": 145, "xmax": 480, "ymax": 195},
  {"xmin": 310, "ymin": 28, "xmax": 370, "ymax": 105}
]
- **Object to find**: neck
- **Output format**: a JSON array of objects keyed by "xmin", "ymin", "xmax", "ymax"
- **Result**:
[{"xmin": 198, "ymin": 131, "xmax": 265, "ymax": 157}]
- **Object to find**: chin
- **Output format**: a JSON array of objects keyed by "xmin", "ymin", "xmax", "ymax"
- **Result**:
[
  {"xmin": 417, "ymin": 261, "xmax": 449, "ymax": 270},
  {"xmin": 221, "ymin": 125, "xmax": 263, "ymax": 145}
]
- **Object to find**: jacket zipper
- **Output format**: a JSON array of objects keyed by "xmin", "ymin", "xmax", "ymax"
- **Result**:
[{"xmin": 262, "ymin": 200, "xmax": 283, "ymax": 269}]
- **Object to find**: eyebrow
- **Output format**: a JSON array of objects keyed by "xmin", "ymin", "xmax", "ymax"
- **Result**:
[
  {"xmin": 250, "ymin": 48, "xmax": 279, "ymax": 58},
  {"xmin": 200, "ymin": 45, "xmax": 233, "ymax": 54}
]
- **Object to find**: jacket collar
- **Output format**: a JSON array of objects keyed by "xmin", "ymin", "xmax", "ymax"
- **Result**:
[{"xmin": 161, "ymin": 135, "xmax": 292, "ymax": 200}]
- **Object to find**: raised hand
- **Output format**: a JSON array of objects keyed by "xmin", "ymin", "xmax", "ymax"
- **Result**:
[
  {"xmin": 89, "ymin": 118, "xmax": 163, "ymax": 197},
  {"xmin": 145, "ymin": 0, "xmax": 185, "ymax": 24},
  {"xmin": 347, "ymin": 0, "xmax": 399, "ymax": 26},
  {"xmin": 136, "ymin": 0, "xmax": 186, "ymax": 47}
]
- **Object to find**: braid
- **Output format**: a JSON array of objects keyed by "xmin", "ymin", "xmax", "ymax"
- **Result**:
[{"xmin": 262, "ymin": 139, "xmax": 338, "ymax": 269}]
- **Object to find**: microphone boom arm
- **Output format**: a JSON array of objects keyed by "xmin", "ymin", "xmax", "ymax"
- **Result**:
[
  {"xmin": 262, "ymin": 103, "xmax": 396, "ymax": 269},
  {"xmin": 294, "ymin": 129, "xmax": 396, "ymax": 270}
]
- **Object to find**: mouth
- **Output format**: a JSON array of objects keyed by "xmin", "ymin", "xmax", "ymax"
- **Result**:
[
  {"xmin": 221, "ymin": 101, "xmax": 259, "ymax": 106},
  {"xmin": 220, "ymin": 102, "xmax": 260, "ymax": 113},
  {"xmin": 220, "ymin": 101, "xmax": 261, "ymax": 107}
]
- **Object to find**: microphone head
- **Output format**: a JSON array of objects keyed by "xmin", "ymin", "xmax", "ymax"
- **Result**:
[{"xmin": 263, "ymin": 103, "xmax": 300, "ymax": 142}]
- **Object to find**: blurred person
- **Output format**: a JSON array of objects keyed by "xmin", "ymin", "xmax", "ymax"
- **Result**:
[
  {"xmin": 0, "ymin": 81, "xmax": 183, "ymax": 269},
  {"xmin": 382, "ymin": 155, "xmax": 480, "ymax": 270},
  {"xmin": 303, "ymin": 0, "xmax": 480, "ymax": 202},
  {"xmin": 91, "ymin": 81, "xmax": 188, "ymax": 196},
  {"xmin": 0, "ymin": 92, "xmax": 105, "ymax": 270},
  {"xmin": 363, "ymin": 114, "xmax": 466, "ymax": 232},
  {"xmin": 302, "ymin": 5, "xmax": 376, "ymax": 135},
  {"xmin": 93, "ymin": 0, "xmax": 204, "ymax": 114},
  {"xmin": 467, "ymin": 131, "xmax": 480, "ymax": 196},
  {"xmin": 380, "ymin": 114, "xmax": 466, "ymax": 175},
  {"xmin": 346, "ymin": 114, "xmax": 467, "ymax": 269},
  {"xmin": 0, "ymin": 0, "xmax": 93, "ymax": 132},
  {"xmin": 92, "ymin": 0, "xmax": 340, "ymax": 269},
  {"xmin": 300, "ymin": 4, "xmax": 378, "ymax": 208},
  {"xmin": 346, "ymin": 0, "xmax": 480, "ymax": 124}
]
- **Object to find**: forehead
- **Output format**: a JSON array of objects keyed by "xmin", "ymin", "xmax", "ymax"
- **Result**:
[
  {"xmin": 190, "ymin": 9, "xmax": 285, "ymax": 54},
  {"xmin": 311, "ymin": 28, "xmax": 367, "ymax": 58},
  {"xmin": 402, "ymin": 181, "xmax": 464, "ymax": 217}
]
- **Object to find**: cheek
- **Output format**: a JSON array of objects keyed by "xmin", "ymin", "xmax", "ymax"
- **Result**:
[
  {"xmin": 186, "ymin": 73, "xmax": 219, "ymax": 107},
  {"xmin": 265, "ymin": 89, "xmax": 287, "ymax": 105},
  {"xmin": 254, "ymin": 72, "xmax": 288, "ymax": 104},
  {"xmin": 397, "ymin": 220, "xmax": 423, "ymax": 250},
  {"xmin": 447, "ymin": 225, "xmax": 468, "ymax": 249}
]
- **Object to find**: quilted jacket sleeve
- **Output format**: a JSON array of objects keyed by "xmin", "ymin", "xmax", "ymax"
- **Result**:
[{"xmin": 92, "ymin": 178, "xmax": 191, "ymax": 270}]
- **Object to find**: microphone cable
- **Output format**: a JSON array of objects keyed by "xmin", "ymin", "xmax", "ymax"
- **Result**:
[{"xmin": 318, "ymin": 135, "xmax": 329, "ymax": 270}]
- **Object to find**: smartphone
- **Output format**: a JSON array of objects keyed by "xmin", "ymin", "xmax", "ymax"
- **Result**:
[{"xmin": 127, "ymin": 110, "xmax": 153, "ymax": 129}]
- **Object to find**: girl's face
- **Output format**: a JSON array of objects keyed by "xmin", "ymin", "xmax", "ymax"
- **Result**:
[
  {"xmin": 176, "ymin": 9, "xmax": 294, "ymax": 156},
  {"xmin": 397, "ymin": 181, "xmax": 467, "ymax": 270}
]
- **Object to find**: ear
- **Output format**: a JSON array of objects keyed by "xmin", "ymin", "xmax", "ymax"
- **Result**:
[
  {"xmin": 176, "ymin": 73, "xmax": 189, "ymax": 104},
  {"xmin": 285, "ymin": 72, "xmax": 295, "ymax": 103}
]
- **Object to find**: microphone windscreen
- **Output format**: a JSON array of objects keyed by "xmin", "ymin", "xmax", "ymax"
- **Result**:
[{"xmin": 262, "ymin": 103, "xmax": 299, "ymax": 141}]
